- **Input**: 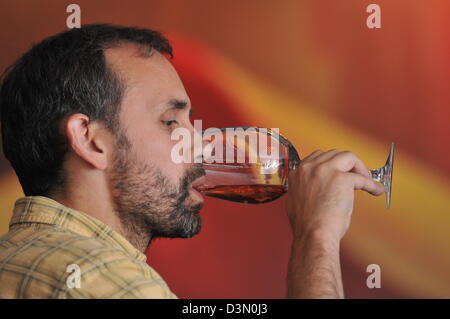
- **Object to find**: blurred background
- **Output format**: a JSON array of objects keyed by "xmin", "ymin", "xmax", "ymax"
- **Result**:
[{"xmin": 0, "ymin": 0, "xmax": 449, "ymax": 298}]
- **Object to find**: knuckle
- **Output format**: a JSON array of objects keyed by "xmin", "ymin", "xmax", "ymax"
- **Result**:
[
  {"xmin": 330, "ymin": 171, "xmax": 346, "ymax": 184},
  {"xmin": 341, "ymin": 150, "xmax": 353, "ymax": 156},
  {"xmin": 309, "ymin": 150, "xmax": 323, "ymax": 158},
  {"xmin": 340, "ymin": 150, "xmax": 356, "ymax": 159},
  {"xmin": 313, "ymin": 149, "xmax": 325, "ymax": 156},
  {"xmin": 311, "ymin": 162, "xmax": 327, "ymax": 176},
  {"xmin": 303, "ymin": 150, "xmax": 323, "ymax": 162},
  {"xmin": 298, "ymin": 161, "xmax": 312, "ymax": 174}
]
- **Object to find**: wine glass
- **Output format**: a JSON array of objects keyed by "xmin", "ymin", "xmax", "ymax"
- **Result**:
[{"xmin": 192, "ymin": 126, "xmax": 394, "ymax": 208}]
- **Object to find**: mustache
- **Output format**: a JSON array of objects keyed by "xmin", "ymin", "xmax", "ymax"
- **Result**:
[
  {"xmin": 184, "ymin": 163, "xmax": 206, "ymax": 186},
  {"xmin": 176, "ymin": 163, "xmax": 206, "ymax": 203}
]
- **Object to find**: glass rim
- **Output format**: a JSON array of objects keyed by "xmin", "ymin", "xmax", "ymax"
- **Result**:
[{"xmin": 200, "ymin": 126, "xmax": 301, "ymax": 167}]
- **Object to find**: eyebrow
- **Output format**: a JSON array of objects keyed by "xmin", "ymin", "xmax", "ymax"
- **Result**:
[{"xmin": 166, "ymin": 98, "xmax": 194, "ymax": 117}]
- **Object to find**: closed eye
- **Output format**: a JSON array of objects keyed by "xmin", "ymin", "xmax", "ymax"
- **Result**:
[{"xmin": 162, "ymin": 120, "xmax": 178, "ymax": 126}]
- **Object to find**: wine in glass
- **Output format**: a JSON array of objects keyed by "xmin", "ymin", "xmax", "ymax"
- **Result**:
[{"xmin": 192, "ymin": 127, "xmax": 394, "ymax": 208}]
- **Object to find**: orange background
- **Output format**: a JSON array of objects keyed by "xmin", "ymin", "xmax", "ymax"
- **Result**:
[{"xmin": 0, "ymin": 0, "xmax": 449, "ymax": 298}]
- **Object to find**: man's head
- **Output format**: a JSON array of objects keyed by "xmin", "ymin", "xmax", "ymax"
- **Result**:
[{"xmin": 0, "ymin": 24, "xmax": 205, "ymax": 243}]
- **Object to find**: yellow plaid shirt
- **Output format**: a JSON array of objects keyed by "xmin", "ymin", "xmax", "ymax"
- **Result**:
[{"xmin": 0, "ymin": 196, "xmax": 178, "ymax": 299}]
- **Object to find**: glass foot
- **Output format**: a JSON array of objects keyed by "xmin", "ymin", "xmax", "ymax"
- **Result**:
[{"xmin": 370, "ymin": 142, "xmax": 395, "ymax": 209}]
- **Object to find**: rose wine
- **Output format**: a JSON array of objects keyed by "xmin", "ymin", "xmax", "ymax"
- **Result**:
[{"xmin": 194, "ymin": 184, "xmax": 287, "ymax": 204}]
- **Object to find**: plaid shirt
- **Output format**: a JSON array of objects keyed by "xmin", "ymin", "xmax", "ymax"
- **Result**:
[{"xmin": 0, "ymin": 196, "xmax": 178, "ymax": 299}]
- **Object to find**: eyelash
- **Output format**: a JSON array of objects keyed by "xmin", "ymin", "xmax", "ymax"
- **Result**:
[{"xmin": 163, "ymin": 120, "xmax": 178, "ymax": 126}]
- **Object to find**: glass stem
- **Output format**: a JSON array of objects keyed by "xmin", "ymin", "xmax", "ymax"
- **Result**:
[{"xmin": 370, "ymin": 168, "xmax": 385, "ymax": 184}]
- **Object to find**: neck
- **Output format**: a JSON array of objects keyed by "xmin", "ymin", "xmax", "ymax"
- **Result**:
[{"xmin": 50, "ymin": 188, "xmax": 151, "ymax": 253}]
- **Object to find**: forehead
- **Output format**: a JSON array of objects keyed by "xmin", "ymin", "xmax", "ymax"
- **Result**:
[{"xmin": 104, "ymin": 43, "xmax": 189, "ymax": 109}]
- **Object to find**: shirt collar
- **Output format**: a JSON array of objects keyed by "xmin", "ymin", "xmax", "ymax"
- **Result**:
[{"xmin": 9, "ymin": 196, "xmax": 147, "ymax": 263}]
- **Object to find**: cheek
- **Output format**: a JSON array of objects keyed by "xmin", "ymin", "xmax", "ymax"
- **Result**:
[{"xmin": 133, "ymin": 129, "xmax": 186, "ymax": 184}]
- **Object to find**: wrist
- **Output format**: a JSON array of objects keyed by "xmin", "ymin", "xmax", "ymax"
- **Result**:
[{"xmin": 292, "ymin": 228, "xmax": 341, "ymax": 254}]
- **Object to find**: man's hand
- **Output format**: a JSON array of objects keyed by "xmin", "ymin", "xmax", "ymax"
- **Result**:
[{"xmin": 285, "ymin": 149, "xmax": 385, "ymax": 299}]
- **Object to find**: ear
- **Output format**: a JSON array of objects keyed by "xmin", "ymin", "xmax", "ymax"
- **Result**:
[{"xmin": 64, "ymin": 113, "xmax": 110, "ymax": 170}]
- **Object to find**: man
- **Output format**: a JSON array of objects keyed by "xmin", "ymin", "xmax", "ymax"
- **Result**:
[{"xmin": 0, "ymin": 24, "xmax": 385, "ymax": 298}]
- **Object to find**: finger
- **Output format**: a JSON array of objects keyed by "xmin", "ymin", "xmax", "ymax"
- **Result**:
[
  {"xmin": 311, "ymin": 149, "xmax": 341, "ymax": 165},
  {"xmin": 348, "ymin": 172, "xmax": 385, "ymax": 196},
  {"xmin": 328, "ymin": 151, "xmax": 372, "ymax": 179},
  {"xmin": 302, "ymin": 150, "xmax": 324, "ymax": 162}
]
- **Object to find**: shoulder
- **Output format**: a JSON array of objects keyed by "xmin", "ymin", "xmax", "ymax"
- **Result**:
[
  {"xmin": 0, "ymin": 225, "xmax": 177, "ymax": 299},
  {"xmin": 60, "ymin": 245, "xmax": 178, "ymax": 299}
]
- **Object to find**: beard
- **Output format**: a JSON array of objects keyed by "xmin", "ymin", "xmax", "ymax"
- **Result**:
[{"xmin": 108, "ymin": 129, "xmax": 205, "ymax": 250}]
